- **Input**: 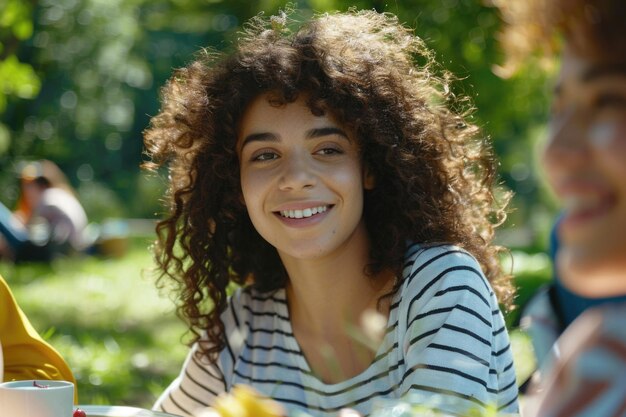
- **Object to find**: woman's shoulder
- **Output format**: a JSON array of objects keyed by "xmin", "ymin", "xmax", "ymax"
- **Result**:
[
  {"xmin": 403, "ymin": 242, "xmax": 482, "ymax": 274},
  {"xmin": 400, "ymin": 242, "xmax": 492, "ymax": 300}
]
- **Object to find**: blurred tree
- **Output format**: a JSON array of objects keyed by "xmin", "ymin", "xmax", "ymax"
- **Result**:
[
  {"xmin": 0, "ymin": 0, "xmax": 40, "ymax": 160},
  {"xmin": 0, "ymin": 0, "xmax": 39, "ymax": 109},
  {"xmin": 0, "ymin": 0, "xmax": 556, "ymax": 247}
]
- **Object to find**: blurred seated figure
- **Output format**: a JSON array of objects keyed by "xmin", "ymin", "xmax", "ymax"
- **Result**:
[
  {"xmin": 0, "ymin": 275, "xmax": 76, "ymax": 386},
  {"xmin": 523, "ymin": 227, "xmax": 626, "ymax": 416},
  {"xmin": 494, "ymin": 0, "xmax": 626, "ymax": 414},
  {"xmin": 0, "ymin": 160, "xmax": 88, "ymax": 263}
]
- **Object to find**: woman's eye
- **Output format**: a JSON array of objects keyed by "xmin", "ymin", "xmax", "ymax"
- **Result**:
[
  {"xmin": 595, "ymin": 93, "xmax": 626, "ymax": 109},
  {"xmin": 315, "ymin": 147, "xmax": 343, "ymax": 156},
  {"xmin": 252, "ymin": 151, "xmax": 279, "ymax": 162}
]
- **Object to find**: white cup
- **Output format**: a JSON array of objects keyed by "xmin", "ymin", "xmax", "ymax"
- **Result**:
[{"xmin": 0, "ymin": 380, "xmax": 74, "ymax": 417}]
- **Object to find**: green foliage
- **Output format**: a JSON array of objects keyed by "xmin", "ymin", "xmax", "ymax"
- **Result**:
[
  {"xmin": 77, "ymin": 181, "xmax": 126, "ymax": 223},
  {"xmin": 0, "ymin": 0, "xmax": 33, "ymax": 40},
  {"xmin": 0, "ymin": 123, "xmax": 10, "ymax": 154},
  {"xmin": 503, "ymin": 250, "xmax": 552, "ymax": 327},
  {"xmin": 0, "ymin": 0, "xmax": 40, "ymax": 145},
  {"xmin": 0, "ymin": 55, "xmax": 40, "ymax": 112}
]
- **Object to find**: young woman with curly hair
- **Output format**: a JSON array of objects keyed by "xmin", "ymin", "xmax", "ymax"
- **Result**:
[{"xmin": 144, "ymin": 9, "xmax": 518, "ymax": 417}]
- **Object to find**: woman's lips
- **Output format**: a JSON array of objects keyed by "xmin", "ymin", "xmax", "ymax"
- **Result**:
[
  {"xmin": 559, "ymin": 192, "xmax": 615, "ymax": 231},
  {"xmin": 553, "ymin": 177, "xmax": 615, "ymax": 222}
]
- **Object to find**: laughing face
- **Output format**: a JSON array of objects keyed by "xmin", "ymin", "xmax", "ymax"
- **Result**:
[
  {"xmin": 237, "ymin": 93, "xmax": 374, "ymax": 263},
  {"xmin": 542, "ymin": 46, "xmax": 626, "ymax": 296}
]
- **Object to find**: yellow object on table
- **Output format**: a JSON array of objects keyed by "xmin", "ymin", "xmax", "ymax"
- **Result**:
[
  {"xmin": 0, "ymin": 275, "xmax": 77, "ymax": 402},
  {"xmin": 196, "ymin": 385, "xmax": 286, "ymax": 417}
]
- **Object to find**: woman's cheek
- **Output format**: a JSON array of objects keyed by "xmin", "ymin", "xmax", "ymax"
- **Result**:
[
  {"xmin": 614, "ymin": 121, "xmax": 626, "ymax": 150},
  {"xmin": 590, "ymin": 120, "xmax": 626, "ymax": 168},
  {"xmin": 589, "ymin": 121, "xmax": 617, "ymax": 148}
]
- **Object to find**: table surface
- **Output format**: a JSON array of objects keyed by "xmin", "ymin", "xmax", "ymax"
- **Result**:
[{"xmin": 79, "ymin": 405, "xmax": 179, "ymax": 417}]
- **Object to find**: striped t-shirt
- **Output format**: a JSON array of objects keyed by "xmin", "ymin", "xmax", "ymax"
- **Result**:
[{"xmin": 155, "ymin": 244, "xmax": 519, "ymax": 417}]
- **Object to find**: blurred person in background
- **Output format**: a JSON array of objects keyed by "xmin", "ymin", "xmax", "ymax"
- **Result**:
[
  {"xmin": 494, "ymin": 0, "xmax": 626, "ymax": 415},
  {"xmin": 0, "ymin": 160, "xmax": 89, "ymax": 263}
]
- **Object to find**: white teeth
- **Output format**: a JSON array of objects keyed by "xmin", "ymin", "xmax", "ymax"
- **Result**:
[{"xmin": 280, "ymin": 205, "xmax": 328, "ymax": 219}]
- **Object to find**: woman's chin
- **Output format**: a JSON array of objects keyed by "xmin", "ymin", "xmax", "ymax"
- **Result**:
[{"xmin": 557, "ymin": 248, "xmax": 626, "ymax": 297}]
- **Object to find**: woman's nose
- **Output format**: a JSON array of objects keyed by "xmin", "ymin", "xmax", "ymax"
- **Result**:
[
  {"xmin": 278, "ymin": 153, "xmax": 317, "ymax": 191},
  {"xmin": 543, "ymin": 108, "xmax": 590, "ymax": 169}
]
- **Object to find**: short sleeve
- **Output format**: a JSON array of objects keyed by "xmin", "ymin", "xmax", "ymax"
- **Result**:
[{"xmin": 397, "ymin": 246, "xmax": 518, "ymax": 415}]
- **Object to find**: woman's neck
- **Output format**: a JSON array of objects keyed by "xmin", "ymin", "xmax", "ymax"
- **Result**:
[
  {"xmin": 280, "ymin": 225, "xmax": 390, "ymax": 334},
  {"xmin": 281, "ymin": 234, "xmax": 394, "ymax": 383},
  {"xmin": 286, "ymin": 262, "xmax": 390, "ymax": 335}
]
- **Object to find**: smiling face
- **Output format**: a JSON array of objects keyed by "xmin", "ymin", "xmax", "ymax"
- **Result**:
[
  {"xmin": 542, "ymin": 46, "xmax": 626, "ymax": 296},
  {"xmin": 237, "ymin": 93, "xmax": 374, "ymax": 263}
]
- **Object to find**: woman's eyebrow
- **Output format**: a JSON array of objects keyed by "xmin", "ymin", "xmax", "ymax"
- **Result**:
[
  {"xmin": 582, "ymin": 63, "xmax": 626, "ymax": 82},
  {"xmin": 306, "ymin": 127, "xmax": 349, "ymax": 140},
  {"xmin": 240, "ymin": 132, "xmax": 278, "ymax": 149},
  {"xmin": 240, "ymin": 126, "xmax": 349, "ymax": 150}
]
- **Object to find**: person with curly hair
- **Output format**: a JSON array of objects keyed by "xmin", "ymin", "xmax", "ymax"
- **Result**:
[
  {"xmin": 144, "ymin": 9, "xmax": 518, "ymax": 417},
  {"xmin": 493, "ymin": 0, "xmax": 626, "ymax": 416}
]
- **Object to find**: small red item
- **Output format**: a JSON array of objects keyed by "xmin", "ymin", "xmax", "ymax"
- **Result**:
[{"xmin": 73, "ymin": 408, "xmax": 87, "ymax": 417}]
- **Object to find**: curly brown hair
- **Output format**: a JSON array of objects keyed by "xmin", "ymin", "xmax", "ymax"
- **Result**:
[
  {"xmin": 143, "ymin": 9, "xmax": 513, "ymax": 362},
  {"xmin": 492, "ymin": 0, "xmax": 626, "ymax": 77}
]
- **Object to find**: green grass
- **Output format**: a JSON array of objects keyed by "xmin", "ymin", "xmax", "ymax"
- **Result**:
[
  {"xmin": 1, "ymin": 237, "xmax": 188, "ymax": 408},
  {"xmin": 1, "ymin": 242, "xmax": 551, "ymax": 409}
]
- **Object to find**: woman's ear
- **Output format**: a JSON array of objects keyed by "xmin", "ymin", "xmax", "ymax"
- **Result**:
[{"xmin": 363, "ymin": 167, "xmax": 375, "ymax": 190}]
